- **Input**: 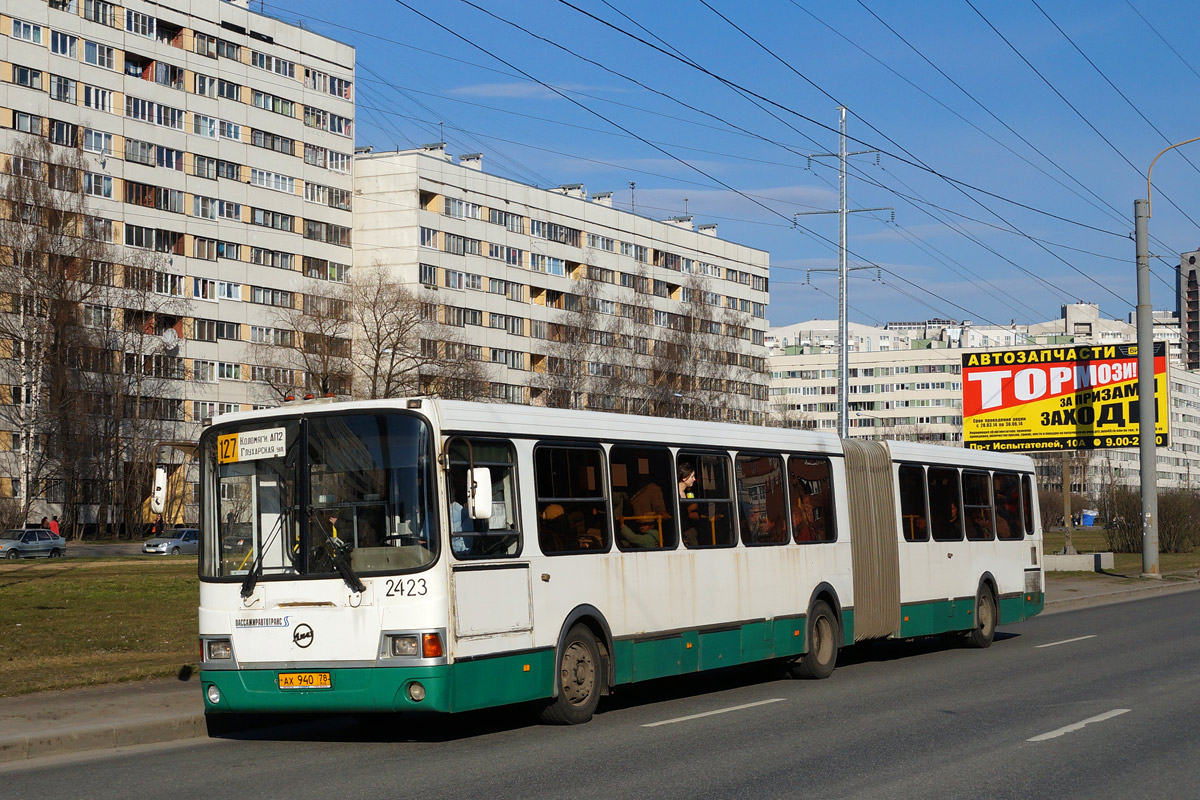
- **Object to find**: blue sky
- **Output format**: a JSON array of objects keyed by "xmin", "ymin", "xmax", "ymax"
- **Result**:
[{"xmin": 265, "ymin": 0, "xmax": 1200, "ymax": 329}]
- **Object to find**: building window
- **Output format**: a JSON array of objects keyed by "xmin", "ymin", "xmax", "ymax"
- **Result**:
[
  {"xmin": 194, "ymin": 33, "xmax": 217, "ymax": 58},
  {"xmin": 194, "ymin": 74, "xmax": 217, "ymax": 98},
  {"xmin": 51, "ymin": 31, "xmax": 78, "ymax": 58},
  {"xmin": 250, "ymin": 168, "xmax": 295, "ymax": 194},
  {"xmin": 84, "ymin": 0, "xmax": 116, "ymax": 26},
  {"xmin": 82, "ymin": 86, "xmax": 113, "ymax": 112},
  {"xmin": 11, "ymin": 65, "xmax": 42, "ymax": 90},
  {"xmin": 12, "ymin": 112, "xmax": 42, "ymax": 135},
  {"xmin": 12, "ymin": 19, "xmax": 43, "ymax": 45},
  {"xmin": 252, "ymin": 90, "xmax": 294, "ymax": 117},
  {"xmin": 125, "ymin": 10, "xmax": 155, "ymax": 38},
  {"xmin": 49, "ymin": 75, "xmax": 77, "ymax": 104},
  {"xmin": 49, "ymin": 120, "xmax": 77, "ymax": 146},
  {"xmin": 83, "ymin": 172, "xmax": 112, "ymax": 198}
]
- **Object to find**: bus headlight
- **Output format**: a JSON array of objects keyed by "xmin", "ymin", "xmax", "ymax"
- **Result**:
[
  {"xmin": 207, "ymin": 684, "xmax": 222, "ymax": 704},
  {"xmin": 407, "ymin": 682, "xmax": 426, "ymax": 702},
  {"xmin": 207, "ymin": 639, "xmax": 232, "ymax": 660},
  {"xmin": 389, "ymin": 635, "xmax": 419, "ymax": 657}
]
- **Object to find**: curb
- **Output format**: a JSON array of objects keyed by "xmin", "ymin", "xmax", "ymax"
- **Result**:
[
  {"xmin": 0, "ymin": 713, "xmax": 206, "ymax": 764},
  {"xmin": 1044, "ymin": 577, "xmax": 1200, "ymax": 614}
]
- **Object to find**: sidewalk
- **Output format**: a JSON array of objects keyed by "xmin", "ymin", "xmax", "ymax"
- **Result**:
[{"xmin": 2, "ymin": 571, "xmax": 1198, "ymax": 764}]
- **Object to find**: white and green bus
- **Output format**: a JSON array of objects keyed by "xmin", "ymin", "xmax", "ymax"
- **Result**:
[{"xmin": 195, "ymin": 398, "xmax": 1044, "ymax": 727}]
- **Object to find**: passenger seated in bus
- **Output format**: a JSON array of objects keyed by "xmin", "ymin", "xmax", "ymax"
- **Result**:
[
  {"xmin": 539, "ymin": 503, "xmax": 572, "ymax": 552},
  {"xmin": 931, "ymin": 499, "xmax": 959, "ymax": 539},
  {"xmin": 678, "ymin": 462, "xmax": 700, "ymax": 547},
  {"xmin": 618, "ymin": 481, "xmax": 668, "ymax": 548},
  {"xmin": 792, "ymin": 492, "xmax": 818, "ymax": 541},
  {"xmin": 968, "ymin": 507, "xmax": 992, "ymax": 539}
]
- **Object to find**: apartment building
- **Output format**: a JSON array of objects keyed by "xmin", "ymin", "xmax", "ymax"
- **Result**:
[
  {"xmin": 768, "ymin": 303, "xmax": 1200, "ymax": 494},
  {"xmin": 0, "ymin": 0, "xmax": 354, "ymax": 519},
  {"xmin": 354, "ymin": 146, "xmax": 771, "ymax": 422}
]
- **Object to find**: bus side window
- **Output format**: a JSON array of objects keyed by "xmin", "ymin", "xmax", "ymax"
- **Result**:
[
  {"xmin": 928, "ymin": 466, "xmax": 963, "ymax": 541},
  {"xmin": 677, "ymin": 451, "xmax": 735, "ymax": 548},
  {"xmin": 1021, "ymin": 474, "xmax": 1036, "ymax": 536},
  {"xmin": 993, "ymin": 471, "xmax": 1023, "ymax": 540},
  {"xmin": 787, "ymin": 454, "xmax": 836, "ymax": 543},
  {"xmin": 897, "ymin": 464, "xmax": 928, "ymax": 542},
  {"xmin": 610, "ymin": 444, "xmax": 677, "ymax": 550},
  {"xmin": 735, "ymin": 453, "xmax": 787, "ymax": 546},
  {"xmin": 445, "ymin": 439, "xmax": 520, "ymax": 559},
  {"xmin": 963, "ymin": 470, "xmax": 994, "ymax": 541},
  {"xmin": 535, "ymin": 445, "xmax": 610, "ymax": 555}
]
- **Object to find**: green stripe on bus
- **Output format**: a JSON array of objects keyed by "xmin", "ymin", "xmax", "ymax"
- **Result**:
[{"xmin": 202, "ymin": 653, "xmax": 556, "ymax": 715}]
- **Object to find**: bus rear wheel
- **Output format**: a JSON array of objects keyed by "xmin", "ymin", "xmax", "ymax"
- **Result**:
[
  {"xmin": 795, "ymin": 600, "xmax": 838, "ymax": 679},
  {"xmin": 965, "ymin": 587, "xmax": 997, "ymax": 649},
  {"xmin": 540, "ymin": 624, "xmax": 601, "ymax": 725}
]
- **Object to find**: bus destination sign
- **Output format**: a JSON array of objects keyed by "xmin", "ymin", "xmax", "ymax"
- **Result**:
[
  {"xmin": 217, "ymin": 427, "xmax": 288, "ymax": 464},
  {"xmin": 961, "ymin": 343, "xmax": 1168, "ymax": 452}
]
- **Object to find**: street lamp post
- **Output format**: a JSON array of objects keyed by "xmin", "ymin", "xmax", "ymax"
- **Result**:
[{"xmin": 1135, "ymin": 136, "xmax": 1200, "ymax": 577}]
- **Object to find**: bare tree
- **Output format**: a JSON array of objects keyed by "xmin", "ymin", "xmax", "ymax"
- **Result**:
[
  {"xmin": 252, "ymin": 288, "xmax": 354, "ymax": 401},
  {"xmin": 350, "ymin": 264, "xmax": 489, "ymax": 400},
  {"xmin": 642, "ymin": 273, "xmax": 758, "ymax": 422},
  {"xmin": 83, "ymin": 251, "xmax": 188, "ymax": 538},
  {"xmin": 0, "ymin": 137, "xmax": 109, "ymax": 526}
]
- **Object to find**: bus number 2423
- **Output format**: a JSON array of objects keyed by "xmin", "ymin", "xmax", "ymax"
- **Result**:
[{"xmin": 385, "ymin": 578, "xmax": 427, "ymax": 597}]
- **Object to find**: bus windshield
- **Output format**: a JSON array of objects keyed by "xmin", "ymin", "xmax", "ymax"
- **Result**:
[{"xmin": 201, "ymin": 412, "xmax": 437, "ymax": 580}]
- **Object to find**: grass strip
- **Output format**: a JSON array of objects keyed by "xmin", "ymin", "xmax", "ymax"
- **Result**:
[{"xmin": 0, "ymin": 559, "xmax": 197, "ymax": 696}]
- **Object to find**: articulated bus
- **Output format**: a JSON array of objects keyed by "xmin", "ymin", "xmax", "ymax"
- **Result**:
[{"xmin": 195, "ymin": 398, "xmax": 1044, "ymax": 727}]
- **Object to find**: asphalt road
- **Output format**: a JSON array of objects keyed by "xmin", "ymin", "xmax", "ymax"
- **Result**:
[{"xmin": 3, "ymin": 593, "xmax": 1197, "ymax": 799}]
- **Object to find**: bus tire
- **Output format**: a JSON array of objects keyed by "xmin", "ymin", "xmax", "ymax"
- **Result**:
[
  {"xmin": 540, "ymin": 624, "xmax": 601, "ymax": 725},
  {"xmin": 965, "ymin": 586, "xmax": 997, "ymax": 649},
  {"xmin": 796, "ymin": 600, "xmax": 838, "ymax": 679}
]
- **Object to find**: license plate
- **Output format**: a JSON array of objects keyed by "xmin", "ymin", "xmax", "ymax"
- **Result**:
[{"xmin": 278, "ymin": 672, "xmax": 331, "ymax": 689}]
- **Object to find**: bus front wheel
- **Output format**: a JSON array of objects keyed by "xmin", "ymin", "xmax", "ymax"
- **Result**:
[
  {"xmin": 965, "ymin": 587, "xmax": 997, "ymax": 649},
  {"xmin": 795, "ymin": 600, "xmax": 838, "ymax": 679},
  {"xmin": 540, "ymin": 624, "xmax": 601, "ymax": 725}
]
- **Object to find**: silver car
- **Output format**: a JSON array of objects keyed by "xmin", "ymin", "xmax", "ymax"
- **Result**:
[
  {"xmin": 142, "ymin": 528, "xmax": 199, "ymax": 555},
  {"xmin": 0, "ymin": 528, "xmax": 67, "ymax": 559}
]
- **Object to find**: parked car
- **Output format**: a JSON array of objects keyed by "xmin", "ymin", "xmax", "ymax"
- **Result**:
[
  {"xmin": 142, "ymin": 528, "xmax": 199, "ymax": 555},
  {"xmin": 0, "ymin": 528, "xmax": 67, "ymax": 559}
]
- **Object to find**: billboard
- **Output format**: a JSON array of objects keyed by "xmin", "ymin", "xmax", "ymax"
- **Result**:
[{"xmin": 962, "ymin": 343, "xmax": 1168, "ymax": 452}]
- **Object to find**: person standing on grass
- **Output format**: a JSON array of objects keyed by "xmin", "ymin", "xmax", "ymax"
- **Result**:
[
  {"xmin": 48, "ymin": 516, "xmax": 60, "ymax": 537},
  {"xmin": 40, "ymin": 516, "xmax": 49, "ymax": 530}
]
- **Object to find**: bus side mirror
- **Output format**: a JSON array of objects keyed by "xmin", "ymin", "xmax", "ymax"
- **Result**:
[
  {"xmin": 469, "ymin": 467, "xmax": 492, "ymax": 520},
  {"xmin": 150, "ymin": 466, "xmax": 167, "ymax": 514}
]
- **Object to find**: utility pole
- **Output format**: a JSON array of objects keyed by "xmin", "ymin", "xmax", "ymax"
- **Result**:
[
  {"xmin": 804, "ymin": 108, "xmax": 889, "ymax": 437},
  {"xmin": 1134, "ymin": 136, "xmax": 1200, "ymax": 576},
  {"xmin": 1133, "ymin": 197, "xmax": 1158, "ymax": 576}
]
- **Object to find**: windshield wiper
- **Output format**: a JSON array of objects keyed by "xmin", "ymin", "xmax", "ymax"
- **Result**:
[
  {"xmin": 318, "ymin": 526, "xmax": 366, "ymax": 594},
  {"xmin": 240, "ymin": 512, "xmax": 285, "ymax": 599}
]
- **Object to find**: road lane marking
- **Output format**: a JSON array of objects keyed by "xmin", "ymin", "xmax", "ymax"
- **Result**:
[
  {"xmin": 642, "ymin": 698, "xmax": 785, "ymax": 727},
  {"xmin": 1036, "ymin": 635, "xmax": 1098, "ymax": 649},
  {"xmin": 1027, "ymin": 709, "xmax": 1130, "ymax": 742}
]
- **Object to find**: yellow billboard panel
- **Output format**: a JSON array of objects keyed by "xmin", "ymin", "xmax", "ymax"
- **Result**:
[{"xmin": 961, "ymin": 343, "xmax": 1168, "ymax": 452}]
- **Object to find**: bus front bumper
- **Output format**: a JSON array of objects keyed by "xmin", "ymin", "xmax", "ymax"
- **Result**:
[{"xmin": 202, "ymin": 666, "xmax": 452, "ymax": 715}]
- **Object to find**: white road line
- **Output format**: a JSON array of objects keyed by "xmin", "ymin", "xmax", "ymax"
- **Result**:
[
  {"xmin": 1027, "ymin": 709, "xmax": 1131, "ymax": 742},
  {"xmin": 642, "ymin": 698, "xmax": 785, "ymax": 727},
  {"xmin": 1035, "ymin": 634, "xmax": 1099, "ymax": 649}
]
